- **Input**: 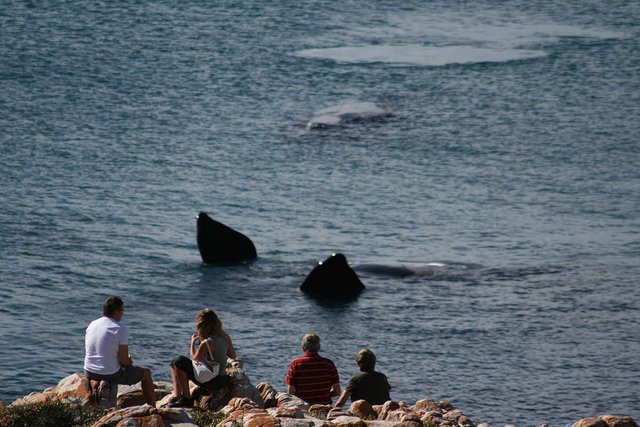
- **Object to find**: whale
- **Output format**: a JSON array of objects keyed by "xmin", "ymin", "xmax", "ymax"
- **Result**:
[
  {"xmin": 300, "ymin": 253, "xmax": 365, "ymax": 298},
  {"xmin": 196, "ymin": 212, "xmax": 257, "ymax": 265},
  {"xmin": 306, "ymin": 101, "xmax": 389, "ymax": 130},
  {"xmin": 352, "ymin": 262, "xmax": 446, "ymax": 277}
]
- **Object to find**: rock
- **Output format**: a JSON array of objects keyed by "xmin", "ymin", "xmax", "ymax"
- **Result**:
[
  {"xmin": 349, "ymin": 400, "xmax": 377, "ymax": 420},
  {"xmin": 257, "ymin": 382, "xmax": 279, "ymax": 408},
  {"xmin": 10, "ymin": 373, "xmax": 89, "ymax": 407},
  {"xmin": 329, "ymin": 415, "xmax": 367, "ymax": 426},
  {"xmin": 414, "ymin": 399, "xmax": 442, "ymax": 414},
  {"xmin": 438, "ymin": 400, "xmax": 454, "ymax": 411},
  {"xmin": 221, "ymin": 397, "xmax": 261, "ymax": 414},
  {"xmin": 219, "ymin": 408, "xmax": 267, "ymax": 426},
  {"xmin": 572, "ymin": 419, "xmax": 609, "ymax": 427},
  {"xmin": 279, "ymin": 419, "xmax": 316, "ymax": 427},
  {"xmin": 599, "ymin": 416, "xmax": 640, "ymax": 427},
  {"xmin": 229, "ymin": 367, "xmax": 264, "ymax": 407},
  {"xmin": 421, "ymin": 411, "xmax": 444, "ymax": 425},
  {"xmin": 244, "ymin": 412, "xmax": 282, "ymax": 427},
  {"xmin": 308, "ymin": 404, "xmax": 333, "ymax": 419},
  {"xmin": 377, "ymin": 401, "xmax": 400, "ymax": 420},
  {"xmin": 276, "ymin": 392, "xmax": 310, "ymax": 411},
  {"xmin": 90, "ymin": 404, "xmax": 197, "ymax": 427},
  {"xmin": 267, "ymin": 406, "xmax": 305, "ymax": 419},
  {"xmin": 327, "ymin": 407, "xmax": 350, "ymax": 420},
  {"xmin": 116, "ymin": 381, "xmax": 172, "ymax": 409}
]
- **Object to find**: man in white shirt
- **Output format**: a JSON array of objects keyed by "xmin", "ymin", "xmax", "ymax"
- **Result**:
[{"xmin": 84, "ymin": 295, "xmax": 155, "ymax": 406}]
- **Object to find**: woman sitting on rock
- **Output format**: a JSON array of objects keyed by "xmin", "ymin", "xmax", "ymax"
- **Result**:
[
  {"xmin": 335, "ymin": 348, "xmax": 391, "ymax": 407},
  {"xmin": 167, "ymin": 308, "xmax": 237, "ymax": 407}
]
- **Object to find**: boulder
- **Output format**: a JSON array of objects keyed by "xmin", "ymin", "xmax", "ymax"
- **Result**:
[
  {"xmin": 90, "ymin": 405, "xmax": 197, "ymax": 427},
  {"xmin": 257, "ymin": 382, "xmax": 279, "ymax": 408},
  {"xmin": 228, "ymin": 367, "xmax": 264, "ymax": 407},
  {"xmin": 116, "ymin": 381, "xmax": 172, "ymax": 408},
  {"xmin": 414, "ymin": 399, "xmax": 441, "ymax": 413},
  {"xmin": 349, "ymin": 400, "xmax": 377, "ymax": 420},
  {"xmin": 600, "ymin": 416, "xmax": 640, "ymax": 427},
  {"xmin": 10, "ymin": 373, "xmax": 90, "ymax": 407},
  {"xmin": 377, "ymin": 401, "xmax": 400, "ymax": 420},
  {"xmin": 329, "ymin": 415, "xmax": 367, "ymax": 427},
  {"xmin": 276, "ymin": 392, "xmax": 310, "ymax": 411},
  {"xmin": 573, "ymin": 419, "xmax": 609, "ymax": 427},
  {"xmin": 308, "ymin": 404, "xmax": 333, "ymax": 419}
]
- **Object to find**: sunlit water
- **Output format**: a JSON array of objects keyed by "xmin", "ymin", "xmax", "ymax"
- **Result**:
[{"xmin": 1, "ymin": 1, "xmax": 639, "ymax": 425}]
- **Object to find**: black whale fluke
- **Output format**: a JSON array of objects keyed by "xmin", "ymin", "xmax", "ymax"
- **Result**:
[
  {"xmin": 196, "ymin": 212, "xmax": 257, "ymax": 265},
  {"xmin": 300, "ymin": 253, "xmax": 365, "ymax": 298}
]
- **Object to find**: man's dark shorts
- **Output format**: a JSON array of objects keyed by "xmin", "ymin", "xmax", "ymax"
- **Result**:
[{"xmin": 85, "ymin": 366, "xmax": 145, "ymax": 385}]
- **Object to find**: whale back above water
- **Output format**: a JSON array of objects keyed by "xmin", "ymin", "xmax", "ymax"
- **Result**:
[
  {"xmin": 300, "ymin": 253, "xmax": 365, "ymax": 298},
  {"xmin": 306, "ymin": 101, "xmax": 389, "ymax": 130},
  {"xmin": 196, "ymin": 212, "xmax": 257, "ymax": 265}
]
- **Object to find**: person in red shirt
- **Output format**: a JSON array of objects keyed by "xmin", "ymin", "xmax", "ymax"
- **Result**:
[{"xmin": 286, "ymin": 333, "xmax": 341, "ymax": 405}]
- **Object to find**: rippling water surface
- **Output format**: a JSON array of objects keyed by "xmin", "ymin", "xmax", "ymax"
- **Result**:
[{"xmin": 1, "ymin": 1, "xmax": 639, "ymax": 425}]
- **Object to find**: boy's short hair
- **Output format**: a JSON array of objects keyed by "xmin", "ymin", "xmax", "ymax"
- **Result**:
[
  {"xmin": 356, "ymin": 348, "xmax": 376, "ymax": 372},
  {"xmin": 103, "ymin": 295, "xmax": 124, "ymax": 317}
]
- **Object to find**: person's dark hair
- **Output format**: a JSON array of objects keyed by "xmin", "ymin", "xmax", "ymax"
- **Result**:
[
  {"xmin": 301, "ymin": 333, "xmax": 320, "ymax": 352},
  {"xmin": 103, "ymin": 295, "xmax": 124, "ymax": 317},
  {"xmin": 356, "ymin": 348, "xmax": 376, "ymax": 373}
]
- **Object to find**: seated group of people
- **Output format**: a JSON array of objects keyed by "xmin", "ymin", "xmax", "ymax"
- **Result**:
[{"xmin": 84, "ymin": 296, "xmax": 391, "ymax": 409}]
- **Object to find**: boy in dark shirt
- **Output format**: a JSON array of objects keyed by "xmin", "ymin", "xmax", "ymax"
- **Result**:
[{"xmin": 335, "ymin": 348, "xmax": 391, "ymax": 407}]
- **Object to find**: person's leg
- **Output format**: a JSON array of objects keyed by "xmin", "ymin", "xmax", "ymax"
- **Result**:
[
  {"xmin": 141, "ymin": 368, "xmax": 155, "ymax": 406},
  {"xmin": 170, "ymin": 355, "xmax": 196, "ymax": 399}
]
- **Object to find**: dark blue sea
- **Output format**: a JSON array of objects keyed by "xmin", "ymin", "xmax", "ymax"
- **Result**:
[{"xmin": 1, "ymin": 1, "xmax": 638, "ymax": 425}]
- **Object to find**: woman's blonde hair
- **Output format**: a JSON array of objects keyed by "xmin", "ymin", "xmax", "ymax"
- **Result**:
[{"xmin": 195, "ymin": 308, "xmax": 223, "ymax": 337}]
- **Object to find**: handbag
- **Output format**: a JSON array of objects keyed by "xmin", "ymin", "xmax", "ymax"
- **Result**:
[{"xmin": 192, "ymin": 339, "xmax": 220, "ymax": 383}]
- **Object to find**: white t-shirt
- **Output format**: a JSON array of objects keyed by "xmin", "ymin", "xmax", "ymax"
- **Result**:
[{"xmin": 84, "ymin": 316, "xmax": 129, "ymax": 375}]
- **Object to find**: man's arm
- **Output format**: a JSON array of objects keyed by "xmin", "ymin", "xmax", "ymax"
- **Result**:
[
  {"xmin": 334, "ymin": 390, "xmax": 351, "ymax": 407},
  {"xmin": 330, "ymin": 383, "xmax": 341, "ymax": 397},
  {"xmin": 287, "ymin": 384, "xmax": 296, "ymax": 395},
  {"xmin": 118, "ymin": 344, "xmax": 133, "ymax": 367}
]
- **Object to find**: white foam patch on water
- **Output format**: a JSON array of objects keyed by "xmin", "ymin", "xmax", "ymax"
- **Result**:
[
  {"xmin": 293, "ymin": 9, "xmax": 626, "ymax": 66},
  {"xmin": 296, "ymin": 44, "xmax": 547, "ymax": 66}
]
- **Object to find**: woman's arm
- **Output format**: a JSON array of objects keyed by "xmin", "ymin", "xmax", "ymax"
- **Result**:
[
  {"xmin": 192, "ymin": 338, "xmax": 216, "ymax": 361},
  {"xmin": 224, "ymin": 333, "xmax": 237, "ymax": 360}
]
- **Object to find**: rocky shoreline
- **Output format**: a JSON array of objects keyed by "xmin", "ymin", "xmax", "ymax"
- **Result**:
[{"xmin": 2, "ymin": 366, "xmax": 637, "ymax": 427}]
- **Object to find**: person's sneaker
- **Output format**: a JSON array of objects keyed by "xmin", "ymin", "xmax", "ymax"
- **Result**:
[{"xmin": 169, "ymin": 396, "xmax": 193, "ymax": 408}]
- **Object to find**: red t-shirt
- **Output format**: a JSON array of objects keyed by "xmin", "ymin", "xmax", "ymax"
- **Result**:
[{"xmin": 286, "ymin": 352, "xmax": 339, "ymax": 404}]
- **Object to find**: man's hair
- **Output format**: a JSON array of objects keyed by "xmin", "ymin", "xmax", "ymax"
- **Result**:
[
  {"xmin": 103, "ymin": 295, "xmax": 124, "ymax": 317},
  {"xmin": 301, "ymin": 333, "xmax": 321, "ymax": 352},
  {"xmin": 356, "ymin": 348, "xmax": 376, "ymax": 373}
]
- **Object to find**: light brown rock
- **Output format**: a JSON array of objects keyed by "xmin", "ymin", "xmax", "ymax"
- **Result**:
[
  {"xmin": 600, "ymin": 416, "xmax": 640, "ymax": 427},
  {"xmin": 349, "ymin": 400, "xmax": 377, "ymax": 420},
  {"xmin": 330, "ymin": 415, "xmax": 367, "ymax": 427},
  {"xmin": 377, "ymin": 401, "xmax": 400, "ymax": 420},
  {"xmin": 244, "ymin": 412, "xmax": 282, "ymax": 427},
  {"xmin": 572, "ymin": 418, "xmax": 609, "ymax": 427},
  {"xmin": 257, "ymin": 382, "xmax": 279, "ymax": 408},
  {"xmin": 414, "ymin": 399, "xmax": 441, "ymax": 413},
  {"xmin": 276, "ymin": 392, "xmax": 310, "ymax": 411},
  {"xmin": 421, "ymin": 411, "xmax": 444, "ymax": 425}
]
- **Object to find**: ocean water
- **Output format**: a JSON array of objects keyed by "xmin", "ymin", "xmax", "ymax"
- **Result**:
[{"xmin": 1, "ymin": 1, "xmax": 639, "ymax": 425}]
